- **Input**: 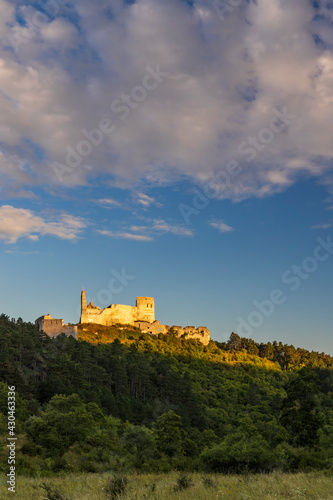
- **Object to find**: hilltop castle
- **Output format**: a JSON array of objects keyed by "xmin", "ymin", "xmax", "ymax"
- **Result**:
[
  {"xmin": 35, "ymin": 291, "xmax": 210, "ymax": 345},
  {"xmin": 80, "ymin": 291, "xmax": 210, "ymax": 344},
  {"xmin": 80, "ymin": 291, "xmax": 155, "ymax": 325}
]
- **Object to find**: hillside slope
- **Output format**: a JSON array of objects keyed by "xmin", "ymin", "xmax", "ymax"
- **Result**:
[{"xmin": 0, "ymin": 314, "xmax": 332, "ymax": 475}]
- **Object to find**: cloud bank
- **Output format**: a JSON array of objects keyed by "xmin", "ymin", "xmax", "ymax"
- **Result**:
[
  {"xmin": 1, "ymin": 0, "xmax": 333, "ymax": 200},
  {"xmin": 0, "ymin": 205, "xmax": 86, "ymax": 243}
]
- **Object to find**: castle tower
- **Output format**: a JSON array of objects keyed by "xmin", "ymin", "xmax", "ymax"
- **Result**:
[
  {"xmin": 80, "ymin": 290, "xmax": 88, "ymax": 323},
  {"xmin": 136, "ymin": 297, "xmax": 155, "ymax": 323}
]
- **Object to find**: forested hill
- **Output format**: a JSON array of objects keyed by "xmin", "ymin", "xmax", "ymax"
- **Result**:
[
  {"xmin": 79, "ymin": 323, "xmax": 333, "ymax": 370},
  {"xmin": 0, "ymin": 314, "xmax": 333, "ymax": 475}
]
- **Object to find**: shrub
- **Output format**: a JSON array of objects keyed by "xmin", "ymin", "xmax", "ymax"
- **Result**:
[
  {"xmin": 202, "ymin": 475, "xmax": 217, "ymax": 488},
  {"xmin": 40, "ymin": 482, "xmax": 72, "ymax": 500},
  {"xmin": 173, "ymin": 473, "xmax": 193, "ymax": 492},
  {"xmin": 103, "ymin": 474, "xmax": 128, "ymax": 499},
  {"xmin": 200, "ymin": 434, "xmax": 273, "ymax": 473}
]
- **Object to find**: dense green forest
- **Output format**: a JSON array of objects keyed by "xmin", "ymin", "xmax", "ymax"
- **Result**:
[{"xmin": 0, "ymin": 314, "xmax": 333, "ymax": 476}]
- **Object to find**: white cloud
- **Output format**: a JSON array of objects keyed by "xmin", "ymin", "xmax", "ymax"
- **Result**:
[
  {"xmin": 151, "ymin": 219, "xmax": 193, "ymax": 236},
  {"xmin": 136, "ymin": 193, "xmax": 161, "ymax": 208},
  {"xmin": 94, "ymin": 198, "xmax": 121, "ymax": 207},
  {"xmin": 1, "ymin": 0, "xmax": 333, "ymax": 199},
  {"xmin": 0, "ymin": 205, "xmax": 86, "ymax": 243},
  {"xmin": 40, "ymin": 18, "xmax": 78, "ymax": 47},
  {"xmin": 97, "ymin": 217, "xmax": 193, "ymax": 241},
  {"xmin": 0, "ymin": 0, "xmax": 15, "ymax": 39},
  {"xmin": 4, "ymin": 250, "xmax": 39, "ymax": 255},
  {"xmin": 97, "ymin": 229, "xmax": 152, "ymax": 241},
  {"xmin": 209, "ymin": 220, "xmax": 234, "ymax": 233},
  {"xmin": 311, "ymin": 220, "xmax": 333, "ymax": 230}
]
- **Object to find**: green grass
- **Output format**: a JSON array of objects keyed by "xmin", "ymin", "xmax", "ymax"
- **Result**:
[{"xmin": 0, "ymin": 471, "xmax": 333, "ymax": 499}]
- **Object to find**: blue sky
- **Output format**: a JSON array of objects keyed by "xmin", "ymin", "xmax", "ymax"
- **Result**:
[{"xmin": 0, "ymin": 0, "xmax": 333, "ymax": 354}]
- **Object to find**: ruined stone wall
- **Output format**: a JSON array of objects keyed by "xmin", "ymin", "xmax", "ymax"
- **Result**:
[
  {"xmin": 81, "ymin": 302, "xmax": 138, "ymax": 326},
  {"xmin": 134, "ymin": 321, "xmax": 210, "ymax": 345},
  {"xmin": 103, "ymin": 304, "xmax": 137, "ymax": 325},
  {"xmin": 169, "ymin": 325, "xmax": 210, "ymax": 345},
  {"xmin": 80, "ymin": 294, "xmax": 155, "ymax": 326},
  {"xmin": 134, "ymin": 320, "xmax": 169, "ymax": 335},
  {"xmin": 79, "ymin": 291, "xmax": 209, "ymax": 345},
  {"xmin": 60, "ymin": 325, "xmax": 78, "ymax": 339},
  {"xmin": 35, "ymin": 315, "xmax": 78, "ymax": 339},
  {"xmin": 183, "ymin": 326, "xmax": 210, "ymax": 345}
]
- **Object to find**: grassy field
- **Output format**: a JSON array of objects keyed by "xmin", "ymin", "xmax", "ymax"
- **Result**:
[{"xmin": 0, "ymin": 471, "xmax": 333, "ymax": 499}]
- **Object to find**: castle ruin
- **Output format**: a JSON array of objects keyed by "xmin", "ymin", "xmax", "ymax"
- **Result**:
[
  {"xmin": 80, "ymin": 291, "xmax": 155, "ymax": 325},
  {"xmin": 80, "ymin": 291, "xmax": 210, "ymax": 345},
  {"xmin": 35, "ymin": 292, "xmax": 210, "ymax": 345},
  {"xmin": 35, "ymin": 314, "xmax": 78, "ymax": 339}
]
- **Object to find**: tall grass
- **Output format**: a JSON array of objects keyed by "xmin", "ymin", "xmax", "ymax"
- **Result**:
[{"xmin": 0, "ymin": 471, "xmax": 332, "ymax": 499}]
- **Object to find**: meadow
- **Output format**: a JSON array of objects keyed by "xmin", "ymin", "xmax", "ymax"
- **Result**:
[{"xmin": 0, "ymin": 471, "xmax": 333, "ymax": 500}]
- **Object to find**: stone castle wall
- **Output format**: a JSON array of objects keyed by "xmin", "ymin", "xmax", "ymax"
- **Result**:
[
  {"xmin": 80, "ymin": 291, "xmax": 210, "ymax": 345},
  {"xmin": 80, "ymin": 291, "xmax": 155, "ymax": 326},
  {"xmin": 36, "ymin": 291, "xmax": 210, "ymax": 345},
  {"xmin": 135, "ymin": 320, "xmax": 210, "ymax": 345},
  {"xmin": 35, "ymin": 315, "xmax": 78, "ymax": 339},
  {"xmin": 81, "ymin": 303, "xmax": 138, "ymax": 326}
]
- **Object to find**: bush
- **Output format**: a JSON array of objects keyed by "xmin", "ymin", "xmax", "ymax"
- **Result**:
[
  {"xmin": 21, "ymin": 442, "xmax": 43, "ymax": 456},
  {"xmin": 274, "ymin": 443, "xmax": 327, "ymax": 472},
  {"xmin": 40, "ymin": 482, "xmax": 72, "ymax": 500},
  {"xmin": 200, "ymin": 434, "xmax": 273, "ymax": 473},
  {"xmin": 173, "ymin": 473, "xmax": 193, "ymax": 492},
  {"xmin": 202, "ymin": 475, "xmax": 217, "ymax": 488},
  {"xmin": 103, "ymin": 474, "xmax": 128, "ymax": 499}
]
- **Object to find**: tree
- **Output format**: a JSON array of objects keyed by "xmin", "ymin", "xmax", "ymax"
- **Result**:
[
  {"xmin": 227, "ymin": 333, "xmax": 241, "ymax": 352},
  {"xmin": 155, "ymin": 410, "xmax": 184, "ymax": 459},
  {"xmin": 200, "ymin": 432, "xmax": 272, "ymax": 473},
  {"xmin": 281, "ymin": 368, "xmax": 325, "ymax": 447},
  {"xmin": 122, "ymin": 424, "xmax": 157, "ymax": 467},
  {"xmin": 26, "ymin": 394, "xmax": 97, "ymax": 455}
]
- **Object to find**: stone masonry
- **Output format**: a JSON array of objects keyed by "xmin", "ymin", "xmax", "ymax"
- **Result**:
[
  {"xmin": 35, "ymin": 314, "xmax": 78, "ymax": 339},
  {"xmin": 80, "ymin": 291, "xmax": 155, "ymax": 326},
  {"xmin": 35, "ymin": 292, "xmax": 210, "ymax": 345},
  {"xmin": 80, "ymin": 290, "xmax": 210, "ymax": 345}
]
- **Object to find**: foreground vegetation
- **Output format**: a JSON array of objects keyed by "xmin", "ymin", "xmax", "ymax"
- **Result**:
[
  {"xmin": 0, "ymin": 314, "xmax": 333, "ymax": 477},
  {"xmin": 1, "ymin": 471, "xmax": 333, "ymax": 499}
]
